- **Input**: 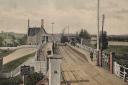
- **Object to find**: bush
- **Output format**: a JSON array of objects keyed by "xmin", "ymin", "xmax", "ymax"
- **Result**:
[
  {"xmin": 0, "ymin": 75, "xmax": 22, "ymax": 85},
  {"xmin": 25, "ymin": 73, "xmax": 44, "ymax": 85}
]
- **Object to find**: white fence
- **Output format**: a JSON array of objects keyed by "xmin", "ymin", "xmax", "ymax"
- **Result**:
[
  {"xmin": 75, "ymin": 43, "xmax": 97, "ymax": 55},
  {"xmin": 114, "ymin": 62, "xmax": 128, "ymax": 82}
]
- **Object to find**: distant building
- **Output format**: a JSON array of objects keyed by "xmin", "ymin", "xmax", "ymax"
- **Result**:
[
  {"xmin": 27, "ymin": 19, "xmax": 48, "ymax": 45},
  {"xmin": 90, "ymin": 35, "xmax": 97, "ymax": 45}
]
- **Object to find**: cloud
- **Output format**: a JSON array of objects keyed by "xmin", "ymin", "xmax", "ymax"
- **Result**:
[{"xmin": 0, "ymin": 0, "xmax": 127, "ymax": 35}]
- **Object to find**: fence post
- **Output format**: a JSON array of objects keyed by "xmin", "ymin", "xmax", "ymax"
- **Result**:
[
  {"xmin": 98, "ymin": 50, "xmax": 102, "ymax": 67},
  {"xmin": 123, "ymin": 69, "xmax": 126, "ymax": 82},
  {"xmin": 109, "ymin": 52, "xmax": 114, "ymax": 74},
  {"xmin": 97, "ymin": 50, "xmax": 99, "ymax": 66}
]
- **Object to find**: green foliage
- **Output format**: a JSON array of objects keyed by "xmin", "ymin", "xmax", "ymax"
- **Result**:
[
  {"xmin": 60, "ymin": 28, "xmax": 68, "ymax": 43},
  {"xmin": 18, "ymin": 35, "xmax": 27, "ymax": 45},
  {"xmin": 0, "ymin": 49, "xmax": 14, "ymax": 58},
  {"xmin": 61, "ymin": 36, "xmax": 68, "ymax": 43},
  {"xmin": 79, "ymin": 29, "xmax": 91, "ymax": 39},
  {"xmin": 0, "ymin": 32, "xmax": 26, "ymax": 47},
  {"xmin": 25, "ymin": 73, "xmax": 44, "ymax": 85},
  {"xmin": 116, "ymin": 59, "xmax": 128, "ymax": 67},
  {"xmin": 0, "ymin": 73, "xmax": 44, "ymax": 85},
  {"xmin": 106, "ymin": 45, "xmax": 128, "ymax": 56},
  {"xmin": 0, "ymin": 36, "xmax": 3, "ymax": 47},
  {"xmin": 100, "ymin": 31, "xmax": 108, "ymax": 50},
  {"xmin": 0, "ymin": 75, "xmax": 22, "ymax": 85},
  {"xmin": 105, "ymin": 45, "xmax": 128, "ymax": 65}
]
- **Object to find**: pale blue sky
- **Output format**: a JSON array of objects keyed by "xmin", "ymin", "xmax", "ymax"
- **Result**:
[{"xmin": 0, "ymin": 0, "xmax": 128, "ymax": 35}]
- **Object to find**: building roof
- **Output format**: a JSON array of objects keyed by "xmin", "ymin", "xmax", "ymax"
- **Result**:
[
  {"xmin": 28, "ymin": 27, "xmax": 47, "ymax": 36},
  {"xmin": 28, "ymin": 27, "xmax": 40, "ymax": 36}
]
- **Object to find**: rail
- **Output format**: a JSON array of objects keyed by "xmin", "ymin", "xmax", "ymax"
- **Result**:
[{"xmin": 75, "ymin": 43, "xmax": 97, "ymax": 55}]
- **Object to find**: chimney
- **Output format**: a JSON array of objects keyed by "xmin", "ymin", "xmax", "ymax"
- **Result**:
[
  {"xmin": 41, "ymin": 19, "xmax": 44, "ymax": 28},
  {"xmin": 28, "ymin": 19, "xmax": 30, "ymax": 28}
]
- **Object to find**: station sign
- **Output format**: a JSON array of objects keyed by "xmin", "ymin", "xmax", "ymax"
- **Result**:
[{"xmin": 20, "ymin": 65, "xmax": 30, "ymax": 76}]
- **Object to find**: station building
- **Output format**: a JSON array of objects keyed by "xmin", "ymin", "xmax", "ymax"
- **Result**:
[{"xmin": 27, "ymin": 19, "xmax": 49, "ymax": 45}]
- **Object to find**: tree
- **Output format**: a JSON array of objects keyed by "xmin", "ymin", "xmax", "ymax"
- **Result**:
[
  {"xmin": 76, "ymin": 32, "xmax": 81, "ymax": 43},
  {"xmin": 77, "ymin": 29, "xmax": 91, "ymax": 44},
  {"xmin": 0, "ymin": 36, "xmax": 3, "ymax": 46},
  {"xmin": 79, "ymin": 29, "xmax": 91, "ymax": 39},
  {"xmin": 18, "ymin": 35, "xmax": 27, "ymax": 45},
  {"xmin": 0, "ymin": 75, "xmax": 22, "ymax": 85},
  {"xmin": 100, "ymin": 31, "xmax": 108, "ymax": 50},
  {"xmin": 60, "ymin": 28, "xmax": 69, "ymax": 43},
  {"xmin": 9, "ymin": 34, "xmax": 16, "ymax": 46},
  {"xmin": 61, "ymin": 36, "xmax": 68, "ymax": 43},
  {"xmin": 25, "ymin": 73, "xmax": 44, "ymax": 85}
]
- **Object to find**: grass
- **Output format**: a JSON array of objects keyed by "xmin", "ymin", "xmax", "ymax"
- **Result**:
[
  {"xmin": 86, "ymin": 44, "xmax": 96, "ymax": 49},
  {"xmin": 87, "ymin": 44, "xmax": 128, "ymax": 65},
  {"xmin": 105, "ymin": 45, "xmax": 128, "ymax": 56},
  {"xmin": 1, "ymin": 53, "xmax": 35, "ymax": 72},
  {"xmin": 81, "ymin": 43, "xmax": 128, "ymax": 65},
  {"xmin": 104, "ymin": 45, "xmax": 128, "ymax": 66},
  {"xmin": 0, "ymin": 73, "xmax": 44, "ymax": 85},
  {"xmin": 0, "ymin": 49, "xmax": 15, "ymax": 58},
  {"xmin": 0, "ymin": 75, "xmax": 22, "ymax": 85}
]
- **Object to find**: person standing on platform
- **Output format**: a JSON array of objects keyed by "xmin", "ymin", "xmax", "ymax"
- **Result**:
[{"xmin": 90, "ymin": 51, "xmax": 93, "ymax": 61}]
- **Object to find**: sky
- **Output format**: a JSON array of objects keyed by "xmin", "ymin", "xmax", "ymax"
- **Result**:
[{"xmin": 0, "ymin": 0, "xmax": 128, "ymax": 35}]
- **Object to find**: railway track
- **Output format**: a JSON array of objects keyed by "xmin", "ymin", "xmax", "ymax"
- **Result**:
[{"xmin": 59, "ymin": 46, "xmax": 126, "ymax": 85}]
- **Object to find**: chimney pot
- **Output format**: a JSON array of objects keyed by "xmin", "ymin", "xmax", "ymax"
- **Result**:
[{"xmin": 41, "ymin": 19, "xmax": 44, "ymax": 28}]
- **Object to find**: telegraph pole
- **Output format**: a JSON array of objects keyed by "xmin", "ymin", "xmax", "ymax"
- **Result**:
[
  {"xmin": 101, "ymin": 14, "xmax": 105, "ymax": 49},
  {"xmin": 97, "ymin": 0, "xmax": 100, "ymax": 51}
]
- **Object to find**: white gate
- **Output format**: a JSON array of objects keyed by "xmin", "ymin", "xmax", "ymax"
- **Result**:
[
  {"xmin": 114, "ymin": 61, "xmax": 128, "ymax": 82},
  {"xmin": 114, "ymin": 62, "xmax": 120, "ymax": 77}
]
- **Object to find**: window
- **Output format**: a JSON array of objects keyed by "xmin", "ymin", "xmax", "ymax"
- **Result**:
[{"xmin": 54, "ymin": 70, "xmax": 57, "ymax": 74}]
